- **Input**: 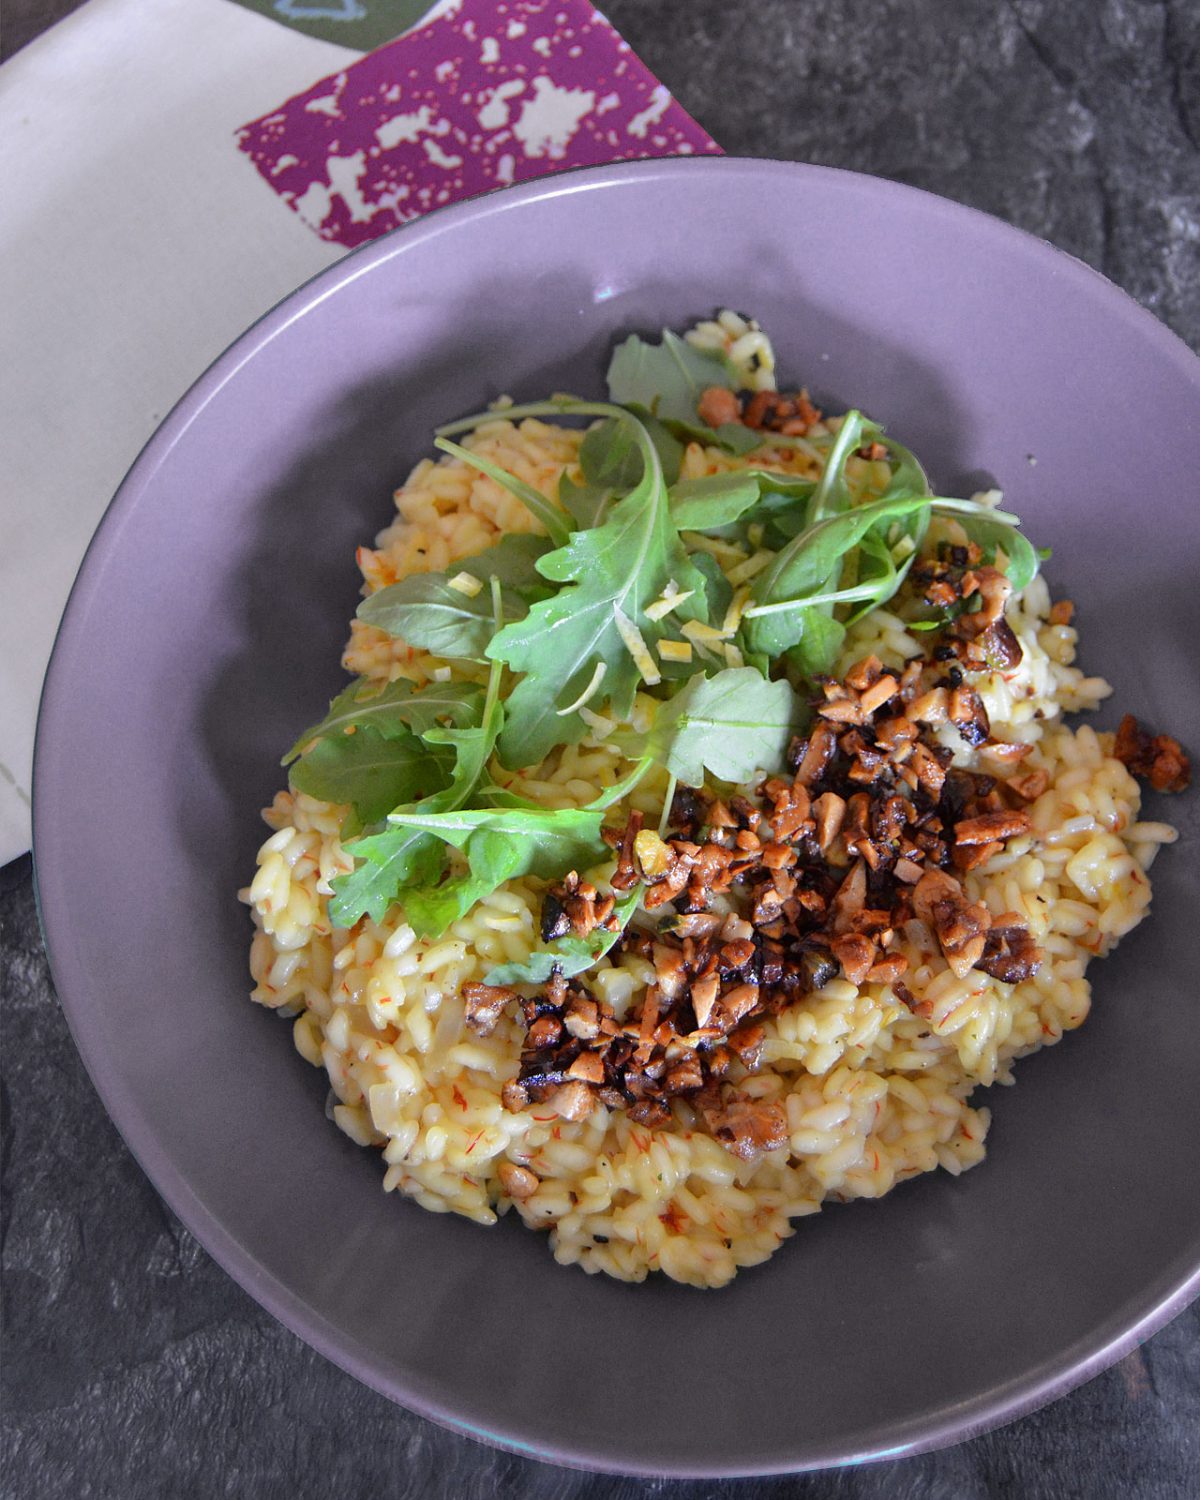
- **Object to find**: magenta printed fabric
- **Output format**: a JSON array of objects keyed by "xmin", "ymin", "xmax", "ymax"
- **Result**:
[{"xmin": 236, "ymin": 0, "xmax": 721, "ymax": 249}]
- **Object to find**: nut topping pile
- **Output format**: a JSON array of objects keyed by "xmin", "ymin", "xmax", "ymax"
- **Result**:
[{"xmin": 461, "ymin": 555, "xmax": 1191, "ymax": 1163}]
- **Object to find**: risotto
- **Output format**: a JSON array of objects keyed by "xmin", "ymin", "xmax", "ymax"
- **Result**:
[{"xmin": 243, "ymin": 314, "xmax": 1188, "ymax": 1287}]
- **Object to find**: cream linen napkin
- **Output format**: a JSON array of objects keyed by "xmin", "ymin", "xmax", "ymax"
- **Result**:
[{"xmin": 0, "ymin": 0, "xmax": 355, "ymax": 864}]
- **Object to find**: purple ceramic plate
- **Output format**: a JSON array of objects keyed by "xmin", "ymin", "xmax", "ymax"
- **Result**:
[{"xmin": 33, "ymin": 159, "xmax": 1200, "ymax": 1476}]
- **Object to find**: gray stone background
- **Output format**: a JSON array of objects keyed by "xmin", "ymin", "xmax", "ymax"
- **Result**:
[{"xmin": 2, "ymin": 1, "xmax": 1198, "ymax": 1496}]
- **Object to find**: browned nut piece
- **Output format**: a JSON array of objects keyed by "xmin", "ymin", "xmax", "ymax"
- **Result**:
[
  {"xmin": 1007, "ymin": 768, "xmax": 1049, "ymax": 802},
  {"xmin": 567, "ymin": 1051, "xmax": 606, "ymax": 1085},
  {"xmin": 498, "ymin": 1162, "xmax": 540, "ymax": 1200},
  {"xmin": 813, "ymin": 791, "xmax": 847, "ymax": 850},
  {"xmin": 697, "ymin": 386, "xmax": 742, "ymax": 428},
  {"xmin": 954, "ymin": 810, "xmax": 1032, "ymax": 845},
  {"xmin": 859, "ymin": 675, "xmax": 900, "ymax": 716},
  {"xmin": 830, "ymin": 932, "xmax": 876, "ymax": 985},
  {"xmin": 845, "ymin": 654, "xmax": 884, "ymax": 690},
  {"xmin": 546, "ymin": 1080, "xmax": 596, "ymax": 1121}
]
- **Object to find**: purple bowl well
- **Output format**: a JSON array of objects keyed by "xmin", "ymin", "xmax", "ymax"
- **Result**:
[{"xmin": 33, "ymin": 158, "xmax": 1200, "ymax": 1476}]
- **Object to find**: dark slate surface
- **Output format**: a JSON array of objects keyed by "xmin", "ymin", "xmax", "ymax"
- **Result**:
[{"xmin": 3, "ymin": 1, "xmax": 1199, "ymax": 1495}]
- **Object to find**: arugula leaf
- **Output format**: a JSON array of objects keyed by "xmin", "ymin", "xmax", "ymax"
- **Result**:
[
  {"xmin": 358, "ymin": 540, "xmax": 539, "ymax": 658},
  {"xmin": 668, "ymin": 470, "xmax": 819, "ymax": 539},
  {"xmin": 327, "ymin": 820, "xmax": 448, "ymax": 928},
  {"xmin": 454, "ymin": 533, "xmax": 554, "ymax": 598},
  {"xmin": 387, "ymin": 803, "xmax": 606, "ymax": 857},
  {"xmin": 559, "ymin": 413, "xmax": 684, "ymax": 529},
  {"xmin": 669, "ymin": 471, "xmax": 764, "ymax": 530},
  {"xmin": 329, "ymin": 587, "xmax": 508, "ymax": 926},
  {"xmin": 584, "ymin": 756, "xmax": 656, "ymax": 811},
  {"xmin": 422, "ymin": 687, "xmax": 504, "ymax": 807},
  {"xmin": 742, "ymin": 490, "xmax": 939, "ymax": 658},
  {"xmin": 357, "ymin": 572, "xmax": 499, "ymax": 660},
  {"xmin": 288, "ymin": 725, "xmax": 451, "ymax": 829},
  {"xmin": 688, "ymin": 551, "xmax": 734, "ymax": 633},
  {"xmin": 784, "ymin": 612, "xmax": 848, "ymax": 680},
  {"xmin": 580, "ymin": 416, "xmax": 643, "ymax": 492},
  {"xmin": 623, "ymin": 667, "xmax": 799, "ymax": 786},
  {"xmin": 735, "ymin": 473, "xmax": 819, "ymax": 547},
  {"xmin": 606, "ymin": 329, "xmax": 737, "ymax": 425},
  {"xmin": 389, "ymin": 805, "xmax": 609, "ymax": 939},
  {"xmin": 877, "ymin": 431, "xmax": 932, "ymax": 502},
  {"xmin": 485, "ymin": 887, "xmax": 642, "ymax": 985},
  {"xmin": 283, "ymin": 678, "xmax": 483, "ymax": 765},
  {"xmin": 483, "ymin": 415, "xmax": 711, "ymax": 768},
  {"xmin": 558, "ymin": 471, "xmax": 610, "ymax": 532},
  {"xmin": 351, "ymin": 717, "xmax": 647, "ymax": 938},
  {"xmin": 660, "ymin": 416, "xmax": 765, "ymax": 457},
  {"xmin": 808, "ymin": 410, "xmax": 875, "ymax": 522},
  {"xmin": 326, "ymin": 729, "xmax": 500, "ymax": 928},
  {"xmin": 357, "ymin": 535, "xmax": 553, "ymax": 661},
  {"xmin": 584, "ymin": 411, "xmax": 684, "ymax": 489}
]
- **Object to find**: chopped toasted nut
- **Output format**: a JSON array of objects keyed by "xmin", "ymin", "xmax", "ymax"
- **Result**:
[
  {"xmin": 1048, "ymin": 600, "xmax": 1075, "ymax": 626},
  {"xmin": 722, "ymin": 914, "xmax": 755, "ymax": 943},
  {"xmin": 831, "ymin": 932, "xmax": 876, "ymax": 985},
  {"xmin": 819, "ymin": 698, "xmax": 866, "ymax": 724},
  {"xmin": 546, "ymin": 1080, "xmax": 596, "ymax": 1121},
  {"xmin": 955, "ymin": 810, "xmax": 1033, "ymax": 845},
  {"xmin": 760, "ymin": 841, "xmax": 796, "ymax": 870},
  {"xmin": 690, "ymin": 972, "xmax": 720, "ymax": 1028},
  {"xmin": 609, "ymin": 808, "xmax": 644, "ymax": 891},
  {"xmin": 528, "ymin": 1014, "xmax": 563, "ymax": 1049},
  {"xmin": 845, "ymin": 655, "xmax": 884, "ymax": 690},
  {"xmin": 697, "ymin": 386, "xmax": 742, "ymax": 428},
  {"xmin": 719, "ymin": 983, "xmax": 760, "ymax": 1026},
  {"xmin": 727, "ymin": 1020, "xmax": 766, "ymax": 1069},
  {"xmin": 909, "ymin": 687, "xmax": 951, "ymax": 726},
  {"xmin": 721, "ymin": 937, "xmax": 756, "ymax": 968},
  {"xmin": 812, "ymin": 791, "xmax": 847, "ymax": 850},
  {"xmin": 505, "ymin": 611, "xmax": 1148, "ymax": 1148},
  {"xmin": 1007, "ymin": 768, "xmax": 1049, "ymax": 802},
  {"xmin": 949, "ymin": 685, "xmax": 991, "ymax": 746},
  {"xmin": 977, "ymin": 740, "xmax": 1033, "ymax": 769},
  {"xmin": 563, "ymin": 995, "xmax": 601, "ymax": 1040},
  {"xmin": 952, "ymin": 839, "xmax": 1005, "ymax": 872},
  {"xmin": 829, "ymin": 859, "xmax": 868, "ymax": 931},
  {"xmin": 669, "ymin": 911, "xmax": 722, "ymax": 940},
  {"xmin": 859, "ymin": 674, "xmax": 900, "ymax": 715},
  {"xmin": 956, "ymin": 566, "xmax": 1012, "ymax": 634},
  {"xmin": 792, "ymin": 723, "xmax": 839, "ymax": 785},
  {"xmin": 978, "ymin": 922, "xmax": 1043, "ymax": 983},
  {"xmin": 977, "ymin": 617, "xmax": 1024, "ymax": 670},
  {"xmin": 867, "ymin": 953, "xmax": 909, "ymax": 984},
  {"xmin": 742, "ymin": 391, "xmax": 776, "ymax": 429},
  {"xmin": 695, "ymin": 1088, "xmax": 788, "ymax": 1162},
  {"xmin": 1113, "ymin": 714, "xmax": 1191, "ymax": 794},
  {"xmin": 912, "ymin": 868, "xmax": 992, "ymax": 979},
  {"xmin": 567, "ymin": 1051, "xmax": 606, "ymax": 1084},
  {"xmin": 462, "ymin": 982, "xmax": 516, "ymax": 1037},
  {"xmin": 501, "ymin": 1080, "xmax": 530, "ymax": 1113},
  {"xmin": 498, "ymin": 1162, "xmax": 539, "ymax": 1200},
  {"xmin": 662, "ymin": 1054, "xmax": 704, "ymax": 1094}
]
